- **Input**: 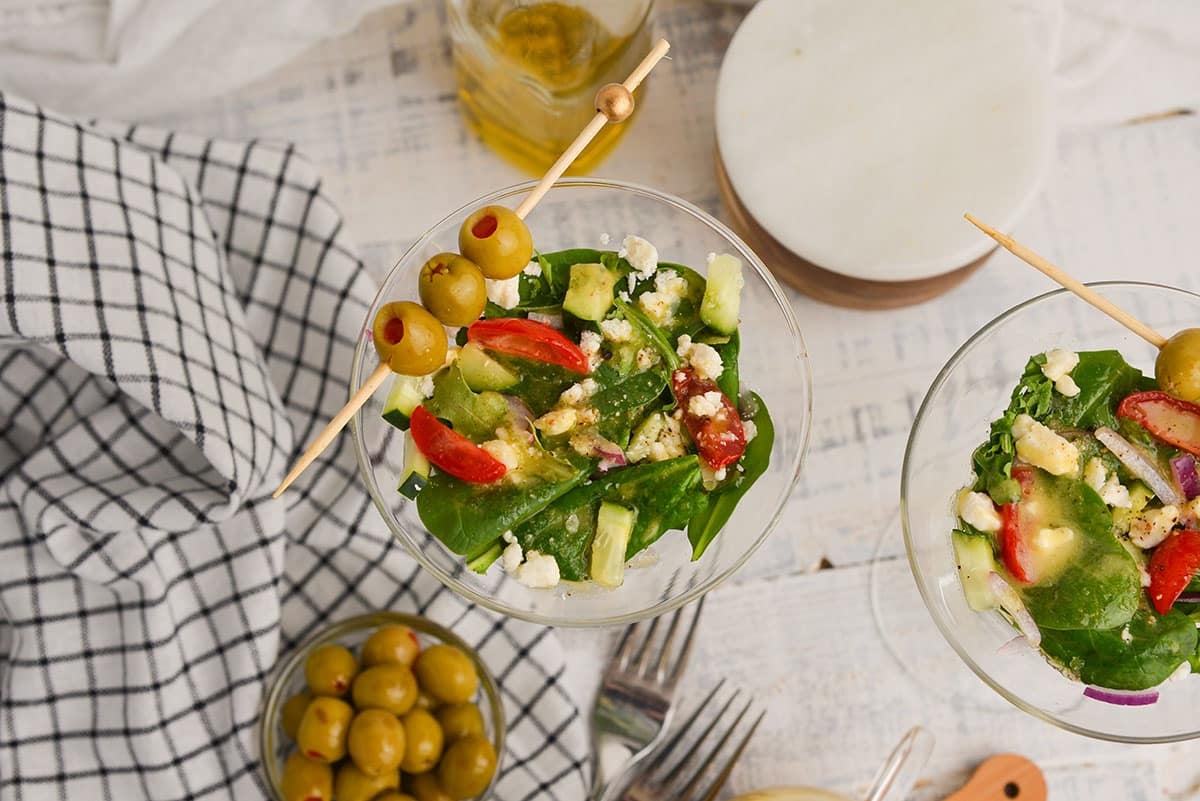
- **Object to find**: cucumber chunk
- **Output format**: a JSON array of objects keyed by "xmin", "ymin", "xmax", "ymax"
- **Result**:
[
  {"xmin": 382, "ymin": 374, "xmax": 426, "ymax": 431},
  {"xmin": 398, "ymin": 433, "xmax": 431, "ymax": 499},
  {"xmin": 563, "ymin": 263, "xmax": 616, "ymax": 321},
  {"xmin": 590, "ymin": 501, "xmax": 637, "ymax": 587},
  {"xmin": 700, "ymin": 254, "xmax": 744, "ymax": 335},
  {"xmin": 458, "ymin": 342, "xmax": 519, "ymax": 391},
  {"xmin": 952, "ymin": 529, "xmax": 999, "ymax": 611}
]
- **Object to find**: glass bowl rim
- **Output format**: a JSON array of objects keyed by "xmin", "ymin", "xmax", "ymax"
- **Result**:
[
  {"xmin": 901, "ymin": 279, "xmax": 1200, "ymax": 744},
  {"xmin": 258, "ymin": 611, "xmax": 507, "ymax": 797},
  {"xmin": 350, "ymin": 176, "xmax": 813, "ymax": 627}
]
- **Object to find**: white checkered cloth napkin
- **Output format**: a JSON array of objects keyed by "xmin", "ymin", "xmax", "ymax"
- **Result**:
[{"xmin": 0, "ymin": 91, "xmax": 587, "ymax": 800}]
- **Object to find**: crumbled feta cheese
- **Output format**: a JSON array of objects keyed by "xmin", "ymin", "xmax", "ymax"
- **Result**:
[
  {"xmin": 617, "ymin": 290, "xmax": 631, "ymax": 303},
  {"xmin": 619, "ymin": 234, "xmax": 658, "ymax": 277},
  {"xmin": 535, "ymin": 408, "xmax": 578, "ymax": 436},
  {"xmin": 501, "ymin": 532, "xmax": 523, "ymax": 573},
  {"xmin": 576, "ymin": 407, "xmax": 599, "ymax": 426},
  {"xmin": 565, "ymin": 513, "xmax": 579, "ymax": 534},
  {"xmin": 516, "ymin": 550, "xmax": 560, "ymax": 588},
  {"xmin": 1185, "ymin": 497, "xmax": 1200, "ymax": 527},
  {"xmin": 636, "ymin": 347, "xmax": 659, "ymax": 371},
  {"xmin": 700, "ymin": 464, "xmax": 728, "ymax": 490},
  {"xmin": 528, "ymin": 311, "xmax": 563, "ymax": 329},
  {"xmin": 675, "ymin": 335, "xmax": 724, "ymax": 381},
  {"xmin": 957, "ymin": 490, "xmax": 1002, "ymax": 533},
  {"xmin": 487, "ymin": 276, "xmax": 521, "ymax": 309},
  {"xmin": 1120, "ymin": 625, "xmax": 1133, "ymax": 644},
  {"xmin": 626, "ymin": 273, "xmax": 637, "ymax": 295},
  {"xmin": 599, "ymin": 318, "xmax": 634, "ymax": 342},
  {"xmin": 1011, "ymin": 414, "xmax": 1079, "ymax": 476},
  {"xmin": 579, "ymin": 330, "xmax": 603, "ymax": 370},
  {"xmin": 688, "ymin": 391, "xmax": 724, "ymax": 418},
  {"xmin": 654, "ymin": 269, "xmax": 688, "ymax": 296},
  {"xmin": 523, "ymin": 263, "xmax": 543, "ymax": 277},
  {"xmin": 626, "ymin": 413, "xmax": 687, "ymax": 463},
  {"xmin": 1083, "ymin": 457, "xmax": 1131, "ymax": 508},
  {"xmin": 481, "ymin": 439, "xmax": 521, "ymax": 470},
  {"xmin": 599, "ymin": 232, "xmax": 611, "ymax": 246},
  {"xmin": 638, "ymin": 270, "xmax": 689, "ymax": 325},
  {"xmin": 1130, "ymin": 505, "xmax": 1181, "ymax": 548},
  {"xmin": 638, "ymin": 292, "xmax": 673, "ymax": 326},
  {"xmin": 419, "ymin": 375, "xmax": 436, "ymax": 398},
  {"xmin": 1083, "ymin": 458, "xmax": 1106, "ymax": 491},
  {"xmin": 1041, "ymin": 349, "xmax": 1081, "ymax": 397},
  {"xmin": 1033, "ymin": 526, "xmax": 1074, "ymax": 551},
  {"xmin": 560, "ymin": 378, "xmax": 599, "ymax": 405}
]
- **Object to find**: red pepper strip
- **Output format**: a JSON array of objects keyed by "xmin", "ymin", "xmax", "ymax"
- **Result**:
[
  {"xmin": 467, "ymin": 318, "xmax": 590, "ymax": 374},
  {"xmin": 1148, "ymin": 530, "xmax": 1200, "ymax": 615},
  {"xmin": 1118, "ymin": 391, "xmax": 1200, "ymax": 457},
  {"xmin": 409, "ymin": 406, "xmax": 506, "ymax": 483},
  {"xmin": 999, "ymin": 466, "xmax": 1037, "ymax": 584},
  {"xmin": 670, "ymin": 368, "xmax": 746, "ymax": 470}
]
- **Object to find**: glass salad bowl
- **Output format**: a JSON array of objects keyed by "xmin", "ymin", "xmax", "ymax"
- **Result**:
[
  {"xmin": 351, "ymin": 178, "xmax": 811, "ymax": 626},
  {"xmin": 903, "ymin": 282, "xmax": 1200, "ymax": 743}
]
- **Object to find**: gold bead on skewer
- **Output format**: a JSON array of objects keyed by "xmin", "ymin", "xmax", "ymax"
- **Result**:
[{"xmin": 595, "ymin": 83, "xmax": 635, "ymax": 123}]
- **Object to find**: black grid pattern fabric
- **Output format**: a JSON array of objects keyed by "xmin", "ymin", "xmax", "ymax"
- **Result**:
[{"xmin": 0, "ymin": 91, "xmax": 587, "ymax": 800}]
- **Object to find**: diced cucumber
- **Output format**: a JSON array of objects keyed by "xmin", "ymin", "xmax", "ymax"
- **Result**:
[
  {"xmin": 700, "ymin": 254, "xmax": 744, "ymax": 334},
  {"xmin": 563, "ymin": 263, "xmax": 616, "ymax": 321},
  {"xmin": 382, "ymin": 374, "xmax": 426, "ymax": 430},
  {"xmin": 458, "ymin": 342, "xmax": 519, "ymax": 391},
  {"xmin": 397, "ymin": 433, "xmax": 431, "ymax": 499},
  {"xmin": 952, "ymin": 529, "xmax": 999, "ymax": 611},
  {"xmin": 590, "ymin": 502, "xmax": 637, "ymax": 587}
]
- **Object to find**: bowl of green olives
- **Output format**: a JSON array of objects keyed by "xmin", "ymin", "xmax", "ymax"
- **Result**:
[{"xmin": 259, "ymin": 612, "xmax": 505, "ymax": 801}]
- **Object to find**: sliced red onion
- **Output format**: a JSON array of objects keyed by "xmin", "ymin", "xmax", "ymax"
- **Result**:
[
  {"xmin": 505, "ymin": 397, "xmax": 535, "ymax": 433},
  {"xmin": 997, "ymin": 635, "xmax": 1032, "ymax": 656},
  {"xmin": 1083, "ymin": 686, "xmax": 1159, "ymax": 706},
  {"xmin": 1096, "ymin": 426, "xmax": 1184, "ymax": 506},
  {"xmin": 527, "ymin": 312, "xmax": 563, "ymax": 329},
  {"xmin": 1176, "ymin": 591, "xmax": 1200, "ymax": 603},
  {"xmin": 1171, "ymin": 454, "xmax": 1200, "ymax": 500},
  {"xmin": 595, "ymin": 439, "xmax": 628, "ymax": 472},
  {"xmin": 987, "ymin": 572, "xmax": 1041, "ymax": 647}
]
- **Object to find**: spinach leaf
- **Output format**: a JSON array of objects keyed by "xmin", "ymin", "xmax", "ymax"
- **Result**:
[
  {"xmin": 714, "ymin": 331, "xmax": 740, "ymax": 401},
  {"xmin": 489, "ymin": 354, "xmax": 579, "ymax": 417},
  {"xmin": 687, "ymin": 393, "xmax": 774, "ymax": 560},
  {"xmin": 425, "ymin": 366, "xmax": 509, "ymax": 441},
  {"xmin": 1040, "ymin": 607, "xmax": 1196, "ymax": 691},
  {"xmin": 654, "ymin": 262, "xmax": 708, "ymax": 339},
  {"xmin": 1045, "ymin": 350, "xmax": 1148, "ymax": 431},
  {"xmin": 417, "ymin": 460, "xmax": 589, "ymax": 557},
  {"xmin": 591, "ymin": 370, "xmax": 669, "ymax": 446},
  {"xmin": 537, "ymin": 249, "xmax": 608, "ymax": 297},
  {"xmin": 615, "ymin": 297, "xmax": 681, "ymax": 370},
  {"xmin": 971, "ymin": 356, "xmax": 1054, "ymax": 504}
]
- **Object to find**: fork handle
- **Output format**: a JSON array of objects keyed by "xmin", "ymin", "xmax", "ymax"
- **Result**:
[{"xmin": 942, "ymin": 754, "xmax": 1047, "ymax": 801}]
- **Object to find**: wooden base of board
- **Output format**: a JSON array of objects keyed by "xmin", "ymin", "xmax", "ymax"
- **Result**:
[{"xmin": 715, "ymin": 150, "xmax": 990, "ymax": 310}]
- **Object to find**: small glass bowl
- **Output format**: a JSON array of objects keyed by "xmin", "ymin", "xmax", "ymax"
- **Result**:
[
  {"xmin": 902, "ymin": 282, "xmax": 1200, "ymax": 743},
  {"xmin": 259, "ymin": 612, "xmax": 505, "ymax": 799},
  {"xmin": 350, "ymin": 178, "xmax": 811, "ymax": 627}
]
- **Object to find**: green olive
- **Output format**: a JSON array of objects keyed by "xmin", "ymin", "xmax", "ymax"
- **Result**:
[
  {"xmin": 458, "ymin": 205, "xmax": 533, "ymax": 280},
  {"xmin": 376, "ymin": 794, "xmax": 419, "ymax": 801},
  {"xmin": 352, "ymin": 664, "xmax": 419, "ymax": 716},
  {"xmin": 296, "ymin": 696, "xmax": 354, "ymax": 763},
  {"xmin": 399, "ymin": 708, "xmax": 444, "ymax": 774},
  {"xmin": 372, "ymin": 301, "xmax": 448, "ymax": 376},
  {"xmin": 408, "ymin": 772, "xmax": 454, "ymax": 801},
  {"xmin": 435, "ymin": 703, "xmax": 485, "ymax": 742},
  {"xmin": 414, "ymin": 689, "xmax": 439, "ymax": 711},
  {"xmin": 1156, "ymin": 328, "xmax": 1200, "ymax": 404},
  {"xmin": 347, "ymin": 708, "xmax": 406, "ymax": 777},
  {"xmin": 334, "ymin": 762, "xmax": 400, "ymax": 801},
  {"xmin": 419, "ymin": 254, "xmax": 488, "ymax": 327},
  {"xmin": 362, "ymin": 624, "xmax": 421, "ymax": 669},
  {"xmin": 437, "ymin": 735, "xmax": 498, "ymax": 800},
  {"xmin": 280, "ymin": 752, "xmax": 333, "ymax": 801},
  {"xmin": 414, "ymin": 644, "xmax": 478, "ymax": 704},
  {"xmin": 281, "ymin": 691, "xmax": 312, "ymax": 741},
  {"xmin": 304, "ymin": 644, "xmax": 358, "ymax": 697}
]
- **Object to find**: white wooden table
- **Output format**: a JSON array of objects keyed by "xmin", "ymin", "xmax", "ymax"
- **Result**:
[{"xmin": 155, "ymin": 1, "xmax": 1200, "ymax": 797}]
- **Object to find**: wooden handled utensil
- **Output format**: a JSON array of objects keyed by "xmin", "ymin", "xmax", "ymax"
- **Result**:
[
  {"xmin": 942, "ymin": 754, "xmax": 1046, "ymax": 801},
  {"xmin": 272, "ymin": 39, "xmax": 672, "ymax": 498}
]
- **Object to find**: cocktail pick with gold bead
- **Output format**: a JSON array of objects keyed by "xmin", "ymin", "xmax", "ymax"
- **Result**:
[{"xmin": 272, "ymin": 38, "xmax": 672, "ymax": 498}]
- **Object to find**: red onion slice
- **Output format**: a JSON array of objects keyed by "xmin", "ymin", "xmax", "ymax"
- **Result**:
[
  {"xmin": 1096, "ymin": 426, "xmax": 1184, "ymax": 506},
  {"xmin": 1083, "ymin": 686, "xmax": 1159, "ymax": 706},
  {"xmin": 1171, "ymin": 454, "xmax": 1200, "ymax": 500},
  {"xmin": 505, "ymin": 396, "xmax": 535, "ymax": 434},
  {"xmin": 987, "ymin": 572, "xmax": 1041, "ymax": 647},
  {"xmin": 1176, "ymin": 591, "xmax": 1200, "ymax": 603}
]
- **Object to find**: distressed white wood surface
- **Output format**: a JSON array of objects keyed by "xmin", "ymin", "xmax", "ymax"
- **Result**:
[{"xmin": 153, "ymin": 1, "xmax": 1200, "ymax": 797}]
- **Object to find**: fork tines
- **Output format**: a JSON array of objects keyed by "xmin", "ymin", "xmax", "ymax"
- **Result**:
[
  {"xmin": 609, "ymin": 596, "xmax": 705, "ymax": 687},
  {"xmin": 621, "ymin": 682, "xmax": 764, "ymax": 801}
]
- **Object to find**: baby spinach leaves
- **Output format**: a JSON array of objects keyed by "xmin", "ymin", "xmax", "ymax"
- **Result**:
[{"xmin": 1040, "ymin": 607, "xmax": 1197, "ymax": 691}]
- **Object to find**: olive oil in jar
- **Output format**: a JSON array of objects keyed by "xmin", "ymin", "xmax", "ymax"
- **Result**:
[{"xmin": 449, "ymin": 0, "xmax": 653, "ymax": 175}]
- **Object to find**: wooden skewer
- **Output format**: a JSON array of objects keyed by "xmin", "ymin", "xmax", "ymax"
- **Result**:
[
  {"xmin": 273, "ymin": 39, "xmax": 673, "ymax": 498},
  {"xmin": 964, "ymin": 213, "xmax": 1168, "ymax": 349}
]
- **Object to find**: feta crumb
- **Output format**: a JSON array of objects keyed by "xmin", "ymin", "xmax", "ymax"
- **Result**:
[
  {"xmin": 501, "ymin": 533, "xmax": 523, "ymax": 573},
  {"xmin": 560, "ymin": 377, "xmax": 598, "ymax": 405},
  {"xmin": 1041, "ymin": 349, "xmax": 1081, "ymax": 397},
  {"xmin": 638, "ymin": 292, "xmax": 673, "ymax": 326},
  {"xmin": 742, "ymin": 419, "xmax": 758, "ymax": 443},
  {"xmin": 626, "ymin": 273, "xmax": 637, "ymax": 295},
  {"xmin": 579, "ymin": 330, "xmax": 603, "ymax": 370},
  {"xmin": 565, "ymin": 513, "xmax": 579, "ymax": 534},
  {"xmin": 486, "ymin": 276, "xmax": 521, "ymax": 309},
  {"xmin": 481, "ymin": 439, "xmax": 521, "ymax": 470},
  {"xmin": 1083, "ymin": 457, "xmax": 1131, "ymax": 508},
  {"xmin": 523, "ymin": 262, "xmax": 543, "ymax": 277},
  {"xmin": 419, "ymin": 374, "xmax": 436, "ymax": 398},
  {"xmin": 576, "ymin": 407, "xmax": 599, "ymax": 426},
  {"xmin": 1011, "ymin": 414, "xmax": 1079, "ymax": 476},
  {"xmin": 619, "ymin": 234, "xmax": 658, "ymax": 277},
  {"xmin": 636, "ymin": 347, "xmax": 659, "ymax": 370},
  {"xmin": 957, "ymin": 490, "xmax": 1002, "ymax": 533},
  {"xmin": 535, "ymin": 408, "xmax": 578, "ymax": 436},
  {"xmin": 700, "ymin": 464, "xmax": 728, "ymax": 490},
  {"xmin": 1130, "ymin": 505, "xmax": 1181, "ymax": 549},
  {"xmin": 1033, "ymin": 526, "xmax": 1074, "ymax": 551},
  {"xmin": 617, "ymin": 290, "xmax": 631, "ymax": 302},
  {"xmin": 676, "ymin": 335, "xmax": 724, "ymax": 381},
  {"xmin": 517, "ymin": 550, "xmax": 560, "ymax": 588},
  {"xmin": 1120, "ymin": 625, "xmax": 1133, "ymax": 644},
  {"xmin": 599, "ymin": 318, "xmax": 634, "ymax": 342},
  {"xmin": 688, "ymin": 391, "xmax": 724, "ymax": 418},
  {"xmin": 599, "ymin": 232, "xmax": 611, "ymax": 246},
  {"xmin": 627, "ymin": 412, "xmax": 687, "ymax": 463}
]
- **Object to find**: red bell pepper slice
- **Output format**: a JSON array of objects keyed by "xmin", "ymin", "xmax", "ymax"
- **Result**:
[
  {"xmin": 999, "ymin": 466, "xmax": 1037, "ymax": 584},
  {"xmin": 671, "ymin": 368, "xmax": 746, "ymax": 470},
  {"xmin": 1148, "ymin": 529, "xmax": 1200, "ymax": 615},
  {"xmin": 409, "ymin": 406, "xmax": 506, "ymax": 483},
  {"xmin": 467, "ymin": 318, "xmax": 590, "ymax": 374},
  {"xmin": 1118, "ymin": 391, "xmax": 1200, "ymax": 457}
]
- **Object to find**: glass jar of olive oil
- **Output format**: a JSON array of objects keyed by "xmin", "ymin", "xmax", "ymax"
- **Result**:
[{"xmin": 448, "ymin": 0, "xmax": 654, "ymax": 175}]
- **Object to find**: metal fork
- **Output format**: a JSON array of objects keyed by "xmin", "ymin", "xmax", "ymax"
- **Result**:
[
  {"xmin": 590, "ymin": 598, "xmax": 705, "ymax": 800},
  {"xmin": 618, "ymin": 683, "xmax": 764, "ymax": 801}
]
